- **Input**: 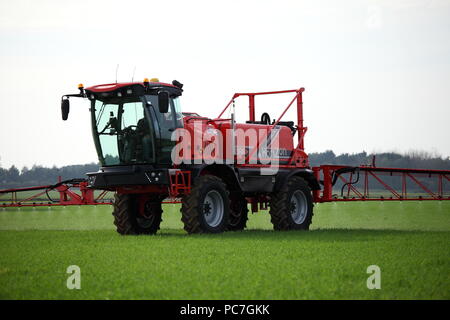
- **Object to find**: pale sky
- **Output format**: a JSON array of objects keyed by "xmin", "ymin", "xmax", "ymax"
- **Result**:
[{"xmin": 1, "ymin": 0, "xmax": 449, "ymax": 169}]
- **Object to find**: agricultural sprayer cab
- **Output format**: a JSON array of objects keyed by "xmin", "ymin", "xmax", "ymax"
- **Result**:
[{"xmin": 2, "ymin": 78, "xmax": 448, "ymax": 234}]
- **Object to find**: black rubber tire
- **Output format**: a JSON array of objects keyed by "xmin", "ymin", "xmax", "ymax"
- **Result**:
[
  {"xmin": 181, "ymin": 175, "xmax": 230, "ymax": 234},
  {"xmin": 112, "ymin": 193, "xmax": 162, "ymax": 235},
  {"xmin": 269, "ymin": 176, "xmax": 313, "ymax": 231},
  {"xmin": 227, "ymin": 192, "xmax": 248, "ymax": 231}
]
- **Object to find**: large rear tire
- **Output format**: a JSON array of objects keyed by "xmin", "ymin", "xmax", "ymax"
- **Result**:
[
  {"xmin": 269, "ymin": 176, "xmax": 313, "ymax": 230},
  {"xmin": 181, "ymin": 175, "xmax": 230, "ymax": 234},
  {"xmin": 112, "ymin": 193, "xmax": 162, "ymax": 235},
  {"xmin": 227, "ymin": 193, "xmax": 248, "ymax": 231}
]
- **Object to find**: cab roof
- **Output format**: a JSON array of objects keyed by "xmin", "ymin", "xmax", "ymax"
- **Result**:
[
  {"xmin": 84, "ymin": 81, "xmax": 183, "ymax": 102},
  {"xmin": 85, "ymin": 81, "xmax": 178, "ymax": 93}
]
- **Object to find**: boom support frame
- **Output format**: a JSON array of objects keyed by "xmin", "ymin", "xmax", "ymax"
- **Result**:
[{"xmin": 313, "ymin": 165, "xmax": 450, "ymax": 202}]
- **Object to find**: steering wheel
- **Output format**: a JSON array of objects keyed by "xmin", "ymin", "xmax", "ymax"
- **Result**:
[{"xmin": 261, "ymin": 112, "xmax": 271, "ymax": 125}]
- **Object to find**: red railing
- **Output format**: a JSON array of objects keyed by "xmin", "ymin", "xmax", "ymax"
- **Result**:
[
  {"xmin": 169, "ymin": 170, "xmax": 191, "ymax": 198},
  {"xmin": 217, "ymin": 88, "xmax": 307, "ymax": 161}
]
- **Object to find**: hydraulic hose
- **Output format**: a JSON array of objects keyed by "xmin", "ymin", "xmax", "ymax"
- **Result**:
[
  {"xmin": 45, "ymin": 178, "xmax": 88, "ymax": 203},
  {"xmin": 340, "ymin": 168, "xmax": 360, "ymax": 197},
  {"xmin": 319, "ymin": 167, "xmax": 358, "ymax": 186}
]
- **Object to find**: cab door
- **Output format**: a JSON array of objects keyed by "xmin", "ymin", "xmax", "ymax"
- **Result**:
[{"xmin": 145, "ymin": 95, "xmax": 183, "ymax": 164}]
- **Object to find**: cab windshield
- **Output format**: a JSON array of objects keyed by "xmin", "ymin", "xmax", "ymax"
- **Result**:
[
  {"xmin": 91, "ymin": 95, "xmax": 183, "ymax": 166},
  {"xmin": 92, "ymin": 98, "xmax": 153, "ymax": 165}
]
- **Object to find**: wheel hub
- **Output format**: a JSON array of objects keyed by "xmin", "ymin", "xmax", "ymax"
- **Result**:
[
  {"xmin": 290, "ymin": 190, "xmax": 308, "ymax": 224},
  {"xmin": 204, "ymin": 202, "xmax": 212, "ymax": 215},
  {"xmin": 203, "ymin": 190, "xmax": 224, "ymax": 227}
]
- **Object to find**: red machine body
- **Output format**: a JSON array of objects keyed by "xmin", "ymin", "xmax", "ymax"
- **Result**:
[
  {"xmin": 175, "ymin": 88, "xmax": 309, "ymax": 168},
  {"xmin": 179, "ymin": 118, "xmax": 307, "ymax": 165}
]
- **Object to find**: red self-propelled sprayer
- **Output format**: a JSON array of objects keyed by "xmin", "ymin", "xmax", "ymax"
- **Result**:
[{"xmin": 1, "ymin": 79, "xmax": 449, "ymax": 235}]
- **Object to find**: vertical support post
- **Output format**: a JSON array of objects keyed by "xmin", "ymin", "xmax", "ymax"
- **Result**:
[
  {"xmin": 312, "ymin": 167, "xmax": 321, "ymax": 202},
  {"xmin": 231, "ymin": 108, "xmax": 235, "ymax": 164},
  {"xmin": 249, "ymin": 94, "xmax": 255, "ymax": 122},
  {"xmin": 80, "ymin": 181, "xmax": 94, "ymax": 204},
  {"xmin": 402, "ymin": 173, "xmax": 407, "ymax": 199},
  {"xmin": 438, "ymin": 174, "xmax": 443, "ymax": 199},
  {"xmin": 251, "ymin": 198, "xmax": 259, "ymax": 213},
  {"xmin": 364, "ymin": 170, "xmax": 369, "ymax": 198},
  {"xmin": 297, "ymin": 90, "xmax": 304, "ymax": 149},
  {"xmin": 347, "ymin": 172, "xmax": 353, "ymax": 198},
  {"xmin": 322, "ymin": 166, "xmax": 333, "ymax": 202},
  {"xmin": 60, "ymin": 185, "xmax": 65, "ymax": 203}
]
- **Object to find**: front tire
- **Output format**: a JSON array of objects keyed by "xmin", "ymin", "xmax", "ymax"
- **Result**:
[
  {"xmin": 181, "ymin": 175, "xmax": 230, "ymax": 234},
  {"xmin": 269, "ymin": 176, "xmax": 313, "ymax": 230},
  {"xmin": 227, "ymin": 193, "xmax": 248, "ymax": 231},
  {"xmin": 112, "ymin": 193, "xmax": 162, "ymax": 235}
]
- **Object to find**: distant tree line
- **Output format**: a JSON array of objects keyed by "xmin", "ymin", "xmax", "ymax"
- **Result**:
[
  {"xmin": 308, "ymin": 150, "xmax": 450, "ymax": 170},
  {"xmin": 0, "ymin": 150, "xmax": 449, "ymax": 188},
  {"xmin": 0, "ymin": 163, "xmax": 100, "ymax": 189}
]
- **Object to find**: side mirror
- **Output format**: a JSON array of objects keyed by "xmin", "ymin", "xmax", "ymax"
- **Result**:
[
  {"xmin": 158, "ymin": 91, "xmax": 170, "ymax": 113},
  {"xmin": 61, "ymin": 98, "xmax": 70, "ymax": 120}
]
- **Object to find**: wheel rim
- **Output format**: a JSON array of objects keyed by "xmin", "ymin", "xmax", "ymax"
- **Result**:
[
  {"xmin": 203, "ymin": 190, "xmax": 224, "ymax": 227},
  {"xmin": 290, "ymin": 190, "xmax": 308, "ymax": 224}
]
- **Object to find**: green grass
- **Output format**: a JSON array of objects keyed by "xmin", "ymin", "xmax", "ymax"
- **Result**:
[{"xmin": 0, "ymin": 202, "xmax": 449, "ymax": 299}]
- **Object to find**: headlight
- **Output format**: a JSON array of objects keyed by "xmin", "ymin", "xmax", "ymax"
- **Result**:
[{"xmin": 87, "ymin": 176, "xmax": 96, "ymax": 185}]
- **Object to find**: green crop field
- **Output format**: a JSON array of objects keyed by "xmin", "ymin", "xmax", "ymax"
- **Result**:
[{"xmin": 0, "ymin": 201, "xmax": 449, "ymax": 300}]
